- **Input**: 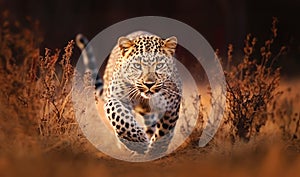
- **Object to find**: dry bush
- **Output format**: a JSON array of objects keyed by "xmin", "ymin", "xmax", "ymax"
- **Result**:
[
  {"xmin": 0, "ymin": 11, "xmax": 87, "ymax": 156},
  {"xmin": 36, "ymin": 41, "xmax": 87, "ymax": 152},
  {"xmin": 220, "ymin": 18, "xmax": 286, "ymax": 143}
]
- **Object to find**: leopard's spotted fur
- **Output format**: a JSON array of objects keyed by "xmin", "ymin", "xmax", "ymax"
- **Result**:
[{"xmin": 76, "ymin": 31, "xmax": 182, "ymax": 155}]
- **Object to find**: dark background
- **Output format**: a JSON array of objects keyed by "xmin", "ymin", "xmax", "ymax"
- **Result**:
[{"xmin": 1, "ymin": 0, "xmax": 300, "ymax": 76}]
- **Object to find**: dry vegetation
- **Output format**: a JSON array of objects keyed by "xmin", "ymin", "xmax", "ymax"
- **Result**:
[
  {"xmin": 0, "ymin": 11, "xmax": 93, "ymax": 158},
  {"xmin": 0, "ymin": 12, "xmax": 300, "ymax": 177},
  {"xmin": 221, "ymin": 18, "xmax": 284, "ymax": 142}
]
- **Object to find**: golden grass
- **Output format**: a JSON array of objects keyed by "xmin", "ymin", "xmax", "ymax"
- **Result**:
[{"xmin": 0, "ymin": 12, "xmax": 300, "ymax": 177}]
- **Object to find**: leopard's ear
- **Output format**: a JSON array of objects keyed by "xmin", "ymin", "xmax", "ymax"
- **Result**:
[
  {"xmin": 163, "ymin": 36, "xmax": 177, "ymax": 56},
  {"xmin": 118, "ymin": 37, "xmax": 134, "ymax": 56}
]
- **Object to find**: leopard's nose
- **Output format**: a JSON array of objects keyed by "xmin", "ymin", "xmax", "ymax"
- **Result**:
[{"xmin": 143, "ymin": 81, "xmax": 155, "ymax": 89}]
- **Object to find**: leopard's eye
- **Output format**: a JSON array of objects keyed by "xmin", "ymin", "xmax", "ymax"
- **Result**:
[
  {"xmin": 156, "ymin": 63, "xmax": 164, "ymax": 69},
  {"xmin": 133, "ymin": 63, "xmax": 141, "ymax": 69}
]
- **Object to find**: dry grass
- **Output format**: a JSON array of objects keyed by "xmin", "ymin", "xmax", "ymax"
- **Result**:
[
  {"xmin": 1, "ymin": 12, "xmax": 300, "ymax": 177},
  {"xmin": 221, "ymin": 17, "xmax": 285, "ymax": 142},
  {"xmin": 0, "ymin": 11, "xmax": 90, "ymax": 157}
]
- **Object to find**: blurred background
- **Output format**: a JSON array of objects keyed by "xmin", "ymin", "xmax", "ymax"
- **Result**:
[{"xmin": 1, "ymin": 0, "xmax": 299, "ymax": 76}]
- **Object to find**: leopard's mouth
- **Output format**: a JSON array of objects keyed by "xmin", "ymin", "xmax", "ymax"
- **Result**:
[
  {"xmin": 141, "ymin": 90, "xmax": 154, "ymax": 99},
  {"xmin": 137, "ymin": 83, "xmax": 161, "ymax": 99}
]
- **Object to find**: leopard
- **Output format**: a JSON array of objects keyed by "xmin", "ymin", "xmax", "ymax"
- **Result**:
[{"xmin": 76, "ymin": 31, "xmax": 182, "ymax": 155}]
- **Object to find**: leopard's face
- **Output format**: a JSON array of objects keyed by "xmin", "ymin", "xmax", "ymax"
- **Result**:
[{"xmin": 118, "ymin": 35, "xmax": 177, "ymax": 99}]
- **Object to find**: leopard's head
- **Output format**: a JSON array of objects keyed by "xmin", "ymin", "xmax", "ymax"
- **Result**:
[{"xmin": 118, "ymin": 35, "xmax": 177, "ymax": 99}]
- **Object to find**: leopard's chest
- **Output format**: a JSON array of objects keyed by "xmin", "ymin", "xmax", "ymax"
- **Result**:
[{"xmin": 131, "ymin": 93, "xmax": 167, "ymax": 115}]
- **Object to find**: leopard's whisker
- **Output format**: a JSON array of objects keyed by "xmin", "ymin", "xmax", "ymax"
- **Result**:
[
  {"xmin": 118, "ymin": 86, "xmax": 135, "ymax": 100},
  {"xmin": 161, "ymin": 87, "xmax": 182, "ymax": 97},
  {"xmin": 128, "ymin": 87, "xmax": 139, "ymax": 100},
  {"xmin": 129, "ymin": 89, "xmax": 138, "ymax": 101}
]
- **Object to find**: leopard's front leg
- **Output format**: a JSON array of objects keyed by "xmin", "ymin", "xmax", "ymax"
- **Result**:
[
  {"xmin": 147, "ymin": 97, "xmax": 181, "ymax": 156},
  {"xmin": 104, "ymin": 98, "xmax": 149, "ymax": 154}
]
